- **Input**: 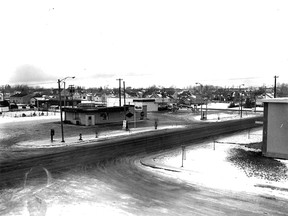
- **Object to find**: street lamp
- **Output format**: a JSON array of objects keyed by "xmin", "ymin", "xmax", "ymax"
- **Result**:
[
  {"xmin": 239, "ymin": 84, "xmax": 244, "ymax": 118},
  {"xmin": 196, "ymin": 82, "xmax": 204, "ymax": 120},
  {"xmin": 58, "ymin": 76, "xmax": 75, "ymax": 142}
]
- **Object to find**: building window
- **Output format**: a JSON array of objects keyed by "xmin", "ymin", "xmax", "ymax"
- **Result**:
[{"xmin": 100, "ymin": 112, "xmax": 109, "ymax": 120}]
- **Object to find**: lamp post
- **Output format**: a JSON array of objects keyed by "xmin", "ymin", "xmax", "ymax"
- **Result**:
[
  {"xmin": 58, "ymin": 76, "xmax": 75, "ymax": 142},
  {"xmin": 239, "ymin": 84, "xmax": 244, "ymax": 118},
  {"xmin": 196, "ymin": 82, "xmax": 204, "ymax": 120}
]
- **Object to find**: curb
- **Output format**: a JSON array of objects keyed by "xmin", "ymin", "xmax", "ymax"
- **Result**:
[{"xmin": 139, "ymin": 153, "xmax": 188, "ymax": 173}]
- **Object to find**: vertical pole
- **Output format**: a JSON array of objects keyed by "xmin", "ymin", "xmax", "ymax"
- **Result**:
[
  {"xmin": 64, "ymin": 81, "xmax": 66, "ymax": 107},
  {"xmin": 200, "ymin": 84, "xmax": 203, "ymax": 120},
  {"xmin": 274, "ymin": 75, "xmax": 278, "ymax": 98},
  {"xmin": 200, "ymin": 103, "xmax": 203, "ymax": 120},
  {"xmin": 116, "ymin": 78, "xmax": 122, "ymax": 106},
  {"xmin": 58, "ymin": 79, "xmax": 65, "ymax": 142},
  {"xmin": 206, "ymin": 100, "xmax": 208, "ymax": 120},
  {"xmin": 123, "ymin": 81, "xmax": 126, "ymax": 120},
  {"xmin": 181, "ymin": 145, "xmax": 185, "ymax": 167},
  {"xmin": 69, "ymin": 85, "xmax": 74, "ymax": 108},
  {"xmin": 123, "ymin": 81, "xmax": 126, "ymax": 106},
  {"xmin": 240, "ymin": 92, "xmax": 243, "ymax": 118},
  {"xmin": 254, "ymin": 95, "xmax": 257, "ymax": 112},
  {"xmin": 134, "ymin": 107, "xmax": 136, "ymax": 128}
]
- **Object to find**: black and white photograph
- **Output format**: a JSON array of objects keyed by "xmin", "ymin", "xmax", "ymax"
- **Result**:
[{"xmin": 1, "ymin": 0, "xmax": 288, "ymax": 215}]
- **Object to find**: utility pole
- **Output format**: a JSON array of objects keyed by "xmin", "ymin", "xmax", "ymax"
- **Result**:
[
  {"xmin": 116, "ymin": 78, "xmax": 122, "ymax": 106},
  {"xmin": 123, "ymin": 80, "xmax": 126, "ymax": 120},
  {"xmin": 63, "ymin": 81, "xmax": 66, "ymax": 107},
  {"xmin": 123, "ymin": 81, "xmax": 126, "ymax": 106},
  {"xmin": 58, "ymin": 79, "xmax": 65, "ymax": 142},
  {"xmin": 69, "ymin": 85, "xmax": 75, "ymax": 108},
  {"xmin": 57, "ymin": 76, "xmax": 75, "ymax": 143},
  {"xmin": 196, "ymin": 82, "xmax": 203, "ymax": 120},
  {"xmin": 239, "ymin": 84, "xmax": 244, "ymax": 118},
  {"xmin": 274, "ymin": 75, "xmax": 279, "ymax": 98}
]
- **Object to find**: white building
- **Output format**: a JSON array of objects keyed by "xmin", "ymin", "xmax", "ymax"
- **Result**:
[
  {"xmin": 133, "ymin": 98, "xmax": 158, "ymax": 112},
  {"xmin": 262, "ymin": 98, "xmax": 288, "ymax": 159},
  {"xmin": 106, "ymin": 97, "xmax": 134, "ymax": 107}
]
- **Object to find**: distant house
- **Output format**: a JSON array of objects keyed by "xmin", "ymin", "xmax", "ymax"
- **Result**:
[
  {"xmin": 30, "ymin": 97, "xmax": 49, "ymax": 109},
  {"xmin": 0, "ymin": 100, "xmax": 9, "ymax": 112},
  {"xmin": 10, "ymin": 93, "xmax": 33, "ymax": 105},
  {"xmin": 81, "ymin": 93, "xmax": 93, "ymax": 101},
  {"xmin": 0, "ymin": 93, "xmax": 4, "ymax": 101},
  {"xmin": 63, "ymin": 105, "xmax": 147, "ymax": 126},
  {"xmin": 261, "ymin": 98, "xmax": 288, "ymax": 159},
  {"xmin": 94, "ymin": 93, "xmax": 107, "ymax": 106}
]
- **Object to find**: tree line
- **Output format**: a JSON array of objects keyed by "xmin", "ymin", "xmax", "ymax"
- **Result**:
[{"xmin": 1, "ymin": 83, "xmax": 288, "ymax": 98}]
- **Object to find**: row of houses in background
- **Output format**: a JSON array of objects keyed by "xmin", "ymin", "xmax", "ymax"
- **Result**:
[
  {"xmin": 0, "ymin": 90, "xmax": 174, "ymax": 112},
  {"xmin": 0, "ymin": 87, "xmax": 275, "ymax": 112}
]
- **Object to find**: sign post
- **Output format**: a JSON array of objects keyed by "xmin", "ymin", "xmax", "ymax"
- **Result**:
[
  {"xmin": 181, "ymin": 145, "xmax": 186, "ymax": 167},
  {"xmin": 123, "ymin": 120, "xmax": 127, "ymax": 130}
]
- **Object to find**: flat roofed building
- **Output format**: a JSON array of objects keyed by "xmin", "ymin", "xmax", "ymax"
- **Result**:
[
  {"xmin": 63, "ymin": 105, "xmax": 147, "ymax": 126},
  {"xmin": 262, "ymin": 98, "xmax": 288, "ymax": 159}
]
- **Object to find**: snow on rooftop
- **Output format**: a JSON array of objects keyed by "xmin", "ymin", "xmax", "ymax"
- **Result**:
[{"xmin": 261, "ymin": 97, "xmax": 288, "ymax": 103}]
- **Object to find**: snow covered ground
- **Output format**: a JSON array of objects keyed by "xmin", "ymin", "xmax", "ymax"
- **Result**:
[
  {"xmin": 0, "ymin": 111, "xmax": 59, "ymax": 123},
  {"xmin": 141, "ymin": 128, "xmax": 288, "ymax": 199},
  {"xmin": 12, "ymin": 125, "xmax": 186, "ymax": 149}
]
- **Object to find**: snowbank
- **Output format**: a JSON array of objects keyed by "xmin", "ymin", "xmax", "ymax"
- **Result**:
[
  {"xmin": 141, "ymin": 128, "xmax": 288, "ymax": 199},
  {"xmin": 0, "ymin": 111, "xmax": 59, "ymax": 124}
]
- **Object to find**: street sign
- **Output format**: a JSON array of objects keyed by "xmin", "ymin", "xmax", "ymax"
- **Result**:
[{"xmin": 126, "ymin": 112, "xmax": 133, "ymax": 118}]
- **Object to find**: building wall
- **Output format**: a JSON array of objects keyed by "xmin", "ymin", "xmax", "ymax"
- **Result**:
[
  {"xmin": 64, "ymin": 106, "xmax": 147, "ymax": 126},
  {"xmin": 264, "ymin": 102, "xmax": 288, "ymax": 159},
  {"xmin": 10, "ymin": 95, "xmax": 32, "ymax": 104},
  {"xmin": 134, "ymin": 101, "xmax": 158, "ymax": 112},
  {"xmin": 0, "ymin": 107, "xmax": 9, "ymax": 112},
  {"xmin": 106, "ymin": 97, "xmax": 134, "ymax": 107}
]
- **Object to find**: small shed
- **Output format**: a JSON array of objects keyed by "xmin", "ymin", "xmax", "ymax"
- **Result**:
[{"xmin": 262, "ymin": 98, "xmax": 288, "ymax": 159}]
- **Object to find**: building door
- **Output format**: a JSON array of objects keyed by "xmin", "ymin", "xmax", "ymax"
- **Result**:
[{"xmin": 86, "ymin": 115, "xmax": 95, "ymax": 126}]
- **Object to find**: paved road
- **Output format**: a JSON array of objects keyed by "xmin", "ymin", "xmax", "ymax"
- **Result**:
[
  {"xmin": 1, "ymin": 153, "xmax": 287, "ymax": 215},
  {"xmin": 2, "ymin": 116, "xmax": 286, "ymax": 215},
  {"xmin": 0, "ymin": 117, "xmax": 261, "ymax": 183}
]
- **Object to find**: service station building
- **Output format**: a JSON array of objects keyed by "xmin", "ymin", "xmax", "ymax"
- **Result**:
[{"xmin": 63, "ymin": 105, "xmax": 147, "ymax": 126}]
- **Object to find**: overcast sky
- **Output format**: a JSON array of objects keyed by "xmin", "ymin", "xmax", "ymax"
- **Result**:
[{"xmin": 0, "ymin": 0, "xmax": 288, "ymax": 89}]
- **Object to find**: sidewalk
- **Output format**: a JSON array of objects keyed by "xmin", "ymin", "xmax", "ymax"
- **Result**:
[{"xmin": 13, "ymin": 125, "xmax": 186, "ymax": 149}]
